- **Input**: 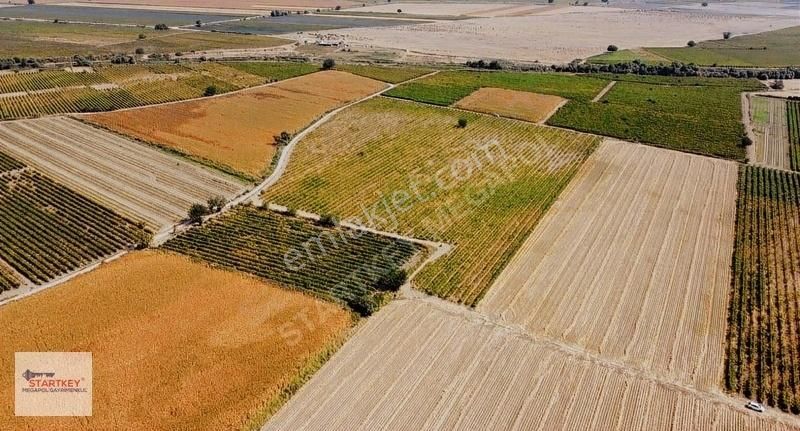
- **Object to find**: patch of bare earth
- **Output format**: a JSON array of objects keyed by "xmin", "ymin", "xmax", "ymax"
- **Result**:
[{"xmin": 454, "ymin": 87, "xmax": 566, "ymax": 123}]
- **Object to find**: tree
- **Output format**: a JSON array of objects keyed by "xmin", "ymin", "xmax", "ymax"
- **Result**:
[
  {"xmin": 723, "ymin": 31, "xmax": 732, "ymax": 39},
  {"xmin": 374, "ymin": 268, "xmax": 407, "ymax": 292},
  {"xmin": 322, "ymin": 58, "xmax": 335, "ymax": 70},
  {"xmin": 273, "ymin": 131, "xmax": 292, "ymax": 146},
  {"xmin": 771, "ymin": 79, "xmax": 784, "ymax": 90},
  {"xmin": 135, "ymin": 47, "xmax": 145, "ymax": 55},
  {"xmin": 701, "ymin": 1, "xmax": 708, "ymax": 6},
  {"xmin": 741, "ymin": 136, "xmax": 753, "ymax": 147},
  {"xmin": 347, "ymin": 293, "xmax": 382, "ymax": 316},
  {"xmin": 548, "ymin": 0, "xmax": 554, "ymax": 3},
  {"xmin": 335, "ymin": 5, "xmax": 341, "ymax": 10},
  {"xmin": 203, "ymin": 85, "xmax": 218, "ymax": 97},
  {"xmin": 206, "ymin": 196, "xmax": 226, "ymax": 213},
  {"xmin": 607, "ymin": 45, "xmax": 619, "ymax": 52},
  {"xmin": 188, "ymin": 203, "xmax": 209, "ymax": 224},
  {"xmin": 318, "ymin": 214, "xmax": 338, "ymax": 228},
  {"xmin": 195, "ymin": 20, "xmax": 202, "ymax": 27},
  {"xmin": 154, "ymin": 23, "xmax": 168, "ymax": 30},
  {"xmin": 28, "ymin": 0, "xmax": 35, "ymax": 4},
  {"xmin": 457, "ymin": 117, "xmax": 468, "ymax": 128},
  {"xmin": 397, "ymin": 8, "xmax": 402, "ymax": 12},
  {"xmin": 138, "ymin": 33, "xmax": 146, "ymax": 39},
  {"xmin": 687, "ymin": 40, "xmax": 696, "ymax": 47}
]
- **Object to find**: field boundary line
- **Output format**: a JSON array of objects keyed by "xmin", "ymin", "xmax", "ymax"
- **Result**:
[{"xmin": 591, "ymin": 80, "xmax": 616, "ymax": 102}]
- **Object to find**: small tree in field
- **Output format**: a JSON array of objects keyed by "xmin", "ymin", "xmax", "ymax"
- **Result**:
[
  {"xmin": 687, "ymin": 40, "xmax": 697, "ymax": 47},
  {"xmin": 28, "ymin": 0, "xmax": 35, "ymax": 4},
  {"xmin": 135, "ymin": 47, "xmax": 145, "ymax": 55},
  {"xmin": 457, "ymin": 117, "xmax": 468, "ymax": 128},
  {"xmin": 154, "ymin": 23, "xmax": 168, "ymax": 30},
  {"xmin": 723, "ymin": 31, "xmax": 732, "ymax": 39},
  {"xmin": 318, "ymin": 214, "xmax": 338, "ymax": 228},
  {"xmin": 741, "ymin": 136, "xmax": 753, "ymax": 147},
  {"xmin": 203, "ymin": 85, "xmax": 218, "ymax": 97},
  {"xmin": 207, "ymin": 196, "xmax": 226, "ymax": 213},
  {"xmin": 188, "ymin": 203, "xmax": 209, "ymax": 224},
  {"xmin": 607, "ymin": 45, "xmax": 618, "ymax": 52},
  {"xmin": 374, "ymin": 268, "xmax": 407, "ymax": 292},
  {"xmin": 322, "ymin": 58, "xmax": 335, "ymax": 70},
  {"xmin": 195, "ymin": 20, "xmax": 202, "ymax": 27}
]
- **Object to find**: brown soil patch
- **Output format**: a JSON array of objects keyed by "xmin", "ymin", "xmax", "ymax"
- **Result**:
[
  {"xmin": 0, "ymin": 251, "xmax": 352, "ymax": 431},
  {"xmin": 454, "ymin": 87, "xmax": 565, "ymax": 123},
  {"xmin": 85, "ymin": 70, "xmax": 385, "ymax": 178}
]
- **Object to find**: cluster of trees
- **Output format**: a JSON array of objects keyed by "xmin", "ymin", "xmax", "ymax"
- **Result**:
[
  {"xmin": 465, "ymin": 59, "xmax": 503, "ymax": 70},
  {"xmin": 0, "ymin": 57, "xmax": 42, "ymax": 70},
  {"xmin": 465, "ymin": 58, "xmax": 800, "ymax": 80},
  {"xmin": 187, "ymin": 196, "xmax": 227, "ymax": 224}
]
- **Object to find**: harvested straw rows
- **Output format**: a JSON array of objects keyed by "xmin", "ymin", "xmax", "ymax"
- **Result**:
[
  {"xmin": 0, "ymin": 251, "xmax": 353, "ymax": 431},
  {"xmin": 0, "ymin": 117, "xmax": 245, "ymax": 230},
  {"xmin": 727, "ymin": 166, "xmax": 800, "ymax": 413},
  {"xmin": 789, "ymin": 101, "xmax": 800, "ymax": 172},
  {"xmin": 479, "ymin": 140, "xmax": 738, "ymax": 389},
  {"xmin": 751, "ymin": 96, "xmax": 791, "ymax": 170},
  {"xmin": 0, "ymin": 169, "xmax": 142, "ymax": 285},
  {"xmin": 163, "ymin": 207, "xmax": 424, "ymax": 311},
  {"xmin": 86, "ymin": 71, "xmax": 387, "ymax": 179},
  {"xmin": 263, "ymin": 97, "xmax": 599, "ymax": 305},
  {"xmin": 264, "ymin": 300, "xmax": 800, "ymax": 431},
  {"xmin": 453, "ymin": 87, "xmax": 565, "ymax": 123}
]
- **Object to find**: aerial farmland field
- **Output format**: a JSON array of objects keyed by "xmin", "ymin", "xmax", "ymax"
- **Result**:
[
  {"xmin": 727, "ymin": 166, "xmax": 800, "ymax": 414},
  {"xmin": 205, "ymin": 14, "xmax": 428, "ymax": 35},
  {"xmin": 263, "ymin": 97, "xmax": 599, "ymax": 305},
  {"xmin": 0, "ymin": 5, "xmax": 249, "ymax": 26},
  {"xmin": 0, "ymin": 117, "xmax": 245, "ymax": 230},
  {"xmin": 264, "ymin": 299, "xmax": 800, "ymax": 431},
  {"xmin": 788, "ymin": 101, "xmax": 800, "ymax": 171},
  {"xmin": 453, "ymin": 87, "xmax": 566, "ymax": 123},
  {"xmin": 750, "ymin": 96, "xmax": 791, "ymax": 171},
  {"xmin": 479, "ymin": 139, "xmax": 738, "ymax": 389},
  {"xmin": 0, "ymin": 251, "xmax": 353, "ymax": 431},
  {"xmin": 85, "ymin": 70, "xmax": 386, "ymax": 179},
  {"xmin": 333, "ymin": 64, "xmax": 433, "ymax": 84}
]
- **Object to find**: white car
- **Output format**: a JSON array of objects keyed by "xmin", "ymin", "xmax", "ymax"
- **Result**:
[{"xmin": 746, "ymin": 401, "xmax": 765, "ymax": 413}]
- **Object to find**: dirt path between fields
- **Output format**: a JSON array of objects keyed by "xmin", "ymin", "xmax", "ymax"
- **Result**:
[{"xmin": 591, "ymin": 80, "xmax": 616, "ymax": 102}]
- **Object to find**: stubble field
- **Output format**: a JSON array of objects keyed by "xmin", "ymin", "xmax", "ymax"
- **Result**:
[
  {"xmin": 263, "ymin": 97, "xmax": 599, "ymax": 305},
  {"xmin": 453, "ymin": 87, "xmax": 565, "ymax": 123},
  {"xmin": 751, "ymin": 96, "xmax": 791, "ymax": 171},
  {"xmin": 264, "ymin": 299, "xmax": 800, "ymax": 431},
  {"xmin": 479, "ymin": 140, "xmax": 739, "ymax": 390},
  {"xmin": 0, "ymin": 117, "xmax": 246, "ymax": 230},
  {"xmin": 0, "ymin": 251, "xmax": 353, "ymax": 431},
  {"xmin": 86, "ymin": 70, "xmax": 387, "ymax": 179}
]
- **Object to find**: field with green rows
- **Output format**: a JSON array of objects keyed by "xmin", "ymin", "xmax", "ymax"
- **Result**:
[
  {"xmin": 0, "ymin": 166, "xmax": 145, "ymax": 285},
  {"xmin": 263, "ymin": 97, "xmax": 599, "ymax": 306},
  {"xmin": 162, "ymin": 206, "xmax": 424, "ymax": 313},
  {"xmin": 0, "ymin": 262, "xmax": 19, "ymax": 293},
  {"xmin": 548, "ymin": 78, "xmax": 758, "ymax": 161},
  {"xmin": 335, "ymin": 64, "xmax": 433, "ymax": 84},
  {"xmin": 726, "ymin": 166, "xmax": 800, "ymax": 414},
  {"xmin": 789, "ymin": 101, "xmax": 800, "ymax": 172},
  {"xmin": 385, "ymin": 70, "xmax": 608, "ymax": 105},
  {"xmin": 0, "ymin": 62, "xmax": 315, "ymax": 120}
]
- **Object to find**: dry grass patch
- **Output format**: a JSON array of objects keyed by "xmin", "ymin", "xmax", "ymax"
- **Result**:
[
  {"xmin": 0, "ymin": 251, "xmax": 352, "ymax": 431},
  {"xmin": 85, "ymin": 71, "xmax": 386, "ymax": 179},
  {"xmin": 454, "ymin": 87, "xmax": 565, "ymax": 123}
]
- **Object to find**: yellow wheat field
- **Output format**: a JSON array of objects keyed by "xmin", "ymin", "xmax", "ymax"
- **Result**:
[{"xmin": 0, "ymin": 251, "xmax": 352, "ymax": 431}]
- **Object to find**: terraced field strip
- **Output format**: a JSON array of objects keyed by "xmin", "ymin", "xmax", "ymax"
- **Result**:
[
  {"xmin": 163, "ymin": 207, "xmax": 425, "ymax": 313},
  {"xmin": 479, "ymin": 139, "xmax": 738, "ymax": 390},
  {"xmin": 85, "ymin": 70, "xmax": 388, "ymax": 179},
  {"xmin": 751, "ymin": 96, "xmax": 791, "ymax": 170},
  {"xmin": 263, "ymin": 299, "xmax": 800, "ymax": 431},
  {"xmin": 788, "ymin": 101, "xmax": 800, "ymax": 172},
  {"xmin": 0, "ymin": 117, "xmax": 246, "ymax": 231},
  {"xmin": 263, "ymin": 97, "xmax": 599, "ymax": 306},
  {"xmin": 727, "ymin": 166, "xmax": 800, "ymax": 414},
  {"xmin": 0, "ymin": 169, "xmax": 143, "ymax": 285}
]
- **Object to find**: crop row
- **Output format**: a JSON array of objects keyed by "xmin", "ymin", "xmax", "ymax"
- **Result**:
[
  {"xmin": 0, "ymin": 70, "xmax": 107, "ymax": 95},
  {"xmin": 726, "ymin": 165, "xmax": 800, "ymax": 414},
  {"xmin": 162, "ymin": 206, "xmax": 424, "ymax": 311},
  {"xmin": 0, "ymin": 151, "xmax": 24, "ymax": 174},
  {"xmin": 789, "ymin": 101, "xmax": 800, "ymax": 172},
  {"xmin": 0, "ymin": 169, "xmax": 144, "ymax": 284},
  {"xmin": 263, "ymin": 97, "xmax": 599, "ymax": 306},
  {"xmin": 0, "ymin": 263, "xmax": 19, "ymax": 293}
]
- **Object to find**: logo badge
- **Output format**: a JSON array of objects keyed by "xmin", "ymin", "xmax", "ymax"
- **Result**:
[{"xmin": 14, "ymin": 352, "xmax": 92, "ymax": 416}]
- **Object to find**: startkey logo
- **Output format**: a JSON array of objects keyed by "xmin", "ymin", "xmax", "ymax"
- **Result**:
[{"xmin": 15, "ymin": 352, "xmax": 92, "ymax": 416}]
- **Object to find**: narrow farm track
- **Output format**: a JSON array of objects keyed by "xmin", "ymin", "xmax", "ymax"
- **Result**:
[
  {"xmin": 479, "ymin": 139, "xmax": 739, "ymax": 391},
  {"xmin": 263, "ymin": 299, "xmax": 800, "ymax": 431},
  {"xmin": 0, "ymin": 117, "xmax": 245, "ymax": 231},
  {"xmin": 751, "ymin": 96, "xmax": 791, "ymax": 170},
  {"xmin": 592, "ymin": 80, "xmax": 617, "ymax": 102}
]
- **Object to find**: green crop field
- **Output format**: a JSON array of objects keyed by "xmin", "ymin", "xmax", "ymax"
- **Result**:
[
  {"xmin": 262, "ymin": 97, "xmax": 599, "ymax": 306},
  {"xmin": 548, "ymin": 78, "xmax": 757, "ymax": 161},
  {"xmin": 385, "ymin": 70, "xmax": 609, "ymax": 105},
  {"xmin": 591, "ymin": 73, "xmax": 765, "ymax": 89},
  {"xmin": 162, "ymin": 206, "xmax": 424, "ymax": 313},
  {"xmin": 726, "ymin": 166, "xmax": 800, "ymax": 414},
  {"xmin": 588, "ymin": 26, "xmax": 800, "ymax": 67},
  {"xmin": 0, "ymin": 166, "xmax": 145, "ymax": 285},
  {"xmin": 789, "ymin": 101, "xmax": 800, "ymax": 172},
  {"xmin": 335, "ymin": 64, "xmax": 433, "ymax": 84},
  {"xmin": 226, "ymin": 61, "xmax": 320, "ymax": 82}
]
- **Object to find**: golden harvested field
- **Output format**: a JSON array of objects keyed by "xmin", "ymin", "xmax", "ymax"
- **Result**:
[
  {"xmin": 0, "ymin": 251, "xmax": 352, "ymax": 431},
  {"xmin": 751, "ymin": 96, "xmax": 791, "ymax": 170},
  {"xmin": 479, "ymin": 140, "xmax": 739, "ymax": 390},
  {"xmin": 85, "ymin": 71, "xmax": 386, "ymax": 179},
  {"xmin": 264, "ymin": 299, "xmax": 800, "ymax": 431},
  {"xmin": 453, "ymin": 87, "xmax": 565, "ymax": 123}
]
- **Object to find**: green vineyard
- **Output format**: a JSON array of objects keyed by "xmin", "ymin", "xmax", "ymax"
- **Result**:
[
  {"xmin": 789, "ymin": 101, "xmax": 800, "ymax": 172},
  {"xmin": 0, "ymin": 168, "xmax": 145, "ymax": 284},
  {"xmin": 263, "ymin": 97, "xmax": 599, "ymax": 306},
  {"xmin": 726, "ymin": 165, "xmax": 800, "ymax": 414},
  {"xmin": 0, "ymin": 263, "xmax": 19, "ymax": 293},
  {"xmin": 0, "ymin": 69, "xmax": 107, "ymax": 94},
  {"xmin": 162, "ymin": 206, "xmax": 425, "ymax": 311}
]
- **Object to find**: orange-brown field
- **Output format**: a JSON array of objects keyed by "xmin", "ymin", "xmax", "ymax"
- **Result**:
[
  {"xmin": 85, "ymin": 71, "xmax": 386, "ymax": 178},
  {"xmin": 0, "ymin": 251, "xmax": 352, "ymax": 431},
  {"xmin": 453, "ymin": 87, "xmax": 565, "ymax": 123}
]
